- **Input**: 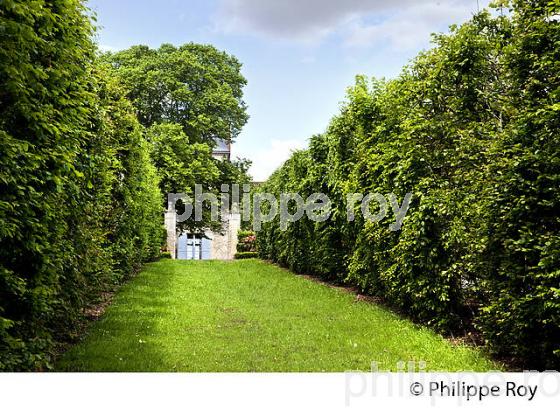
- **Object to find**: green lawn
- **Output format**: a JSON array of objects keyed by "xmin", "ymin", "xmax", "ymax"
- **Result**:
[{"xmin": 57, "ymin": 259, "xmax": 499, "ymax": 371}]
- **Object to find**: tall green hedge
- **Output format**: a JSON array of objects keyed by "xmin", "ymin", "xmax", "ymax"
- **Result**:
[
  {"xmin": 479, "ymin": 0, "xmax": 560, "ymax": 369},
  {"xmin": 257, "ymin": 2, "xmax": 559, "ymax": 369},
  {"xmin": 0, "ymin": 0, "xmax": 163, "ymax": 370}
]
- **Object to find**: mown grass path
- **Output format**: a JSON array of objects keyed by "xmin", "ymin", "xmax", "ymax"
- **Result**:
[{"xmin": 57, "ymin": 259, "xmax": 499, "ymax": 371}]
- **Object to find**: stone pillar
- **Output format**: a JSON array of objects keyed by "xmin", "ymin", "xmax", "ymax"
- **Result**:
[
  {"xmin": 228, "ymin": 212, "xmax": 241, "ymax": 259},
  {"xmin": 164, "ymin": 209, "xmax": 177, "ymax": 259}
]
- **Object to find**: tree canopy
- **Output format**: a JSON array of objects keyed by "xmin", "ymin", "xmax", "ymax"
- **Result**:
[{"xmin": 102, "ymin": 44, "xmax": 249, "ymax": 145}]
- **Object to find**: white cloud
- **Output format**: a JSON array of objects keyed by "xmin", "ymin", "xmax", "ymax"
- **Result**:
[
  {"xmin": 345, "ymin": 1, "xmax": 475, "ymax": 51},
  {"xmin": 215, "ymin": 0, "xmax": 417, "ymax": 42},
  {"xmin": 240, "ymin": 138, "xmax": 307, "ymax": 181},
  {"xmin": 215, "ymin": 0, "xmax": 489, "ymax": 48},
  {"xmin": 97, "ymin": 44, "xmax": 120, "ymax": 53}
]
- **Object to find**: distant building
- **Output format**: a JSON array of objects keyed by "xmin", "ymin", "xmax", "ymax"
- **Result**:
[
  {"xmin": 164, "ymin": 137, "xmax": 240, "ymax": 260},
  {"xmin": 212, "ymin": 138, "xmax": 231, "ymax": 161},
  {"xmin": 166, "ymin": 214, "xmax": 240, "ymax": 261}
]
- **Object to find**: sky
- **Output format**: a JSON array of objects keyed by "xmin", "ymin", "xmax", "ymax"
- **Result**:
[{"xmin": 88, "ymin": 0, "xmax": 491, "ymax": 181}]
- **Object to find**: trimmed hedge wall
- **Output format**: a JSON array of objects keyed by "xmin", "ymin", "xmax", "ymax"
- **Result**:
[
  {"xmin": 0, "ymin": 0, "xmax": 163, "ymax": 370},
  {"xmin": 234, "ymin": 252, "xmax": 259, "ymax": 260},
  {"xmin": 257, "ymin": 2, "xmax": 560, "ymax": 369}
]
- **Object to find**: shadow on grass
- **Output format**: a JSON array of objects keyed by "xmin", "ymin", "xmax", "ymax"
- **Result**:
[
  {"xmin": 55, "ymin": 259, "xmax": 501, "ymax": 372},
  {"xmin": 55, "ymin": 261, "xmax": 178, "ymax": 372}
]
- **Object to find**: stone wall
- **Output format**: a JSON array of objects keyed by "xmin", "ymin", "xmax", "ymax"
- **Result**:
[
  {"xmin": 164, "ymin": 209, "xmax": 240, "ymax": 260},
  {"xmin": 209, "ymin": 212, "xmax": 240, "ymax": 260},
  {"xmin": 164, "ymin": 209, "xmax": 177, "ymax": 258}
]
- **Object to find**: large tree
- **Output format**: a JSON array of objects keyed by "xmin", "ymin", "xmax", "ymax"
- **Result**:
[
  {"xmin": 104, "ymin": 43, "xmax": 253, "ymax": 232},
  {"xmin": 102, "ymin": 43, "xmax": 249, "ymax": 145}
]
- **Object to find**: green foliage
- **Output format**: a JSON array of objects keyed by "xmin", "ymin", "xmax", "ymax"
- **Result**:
[
  {"xmin": 478, "ymin": 0, "xmax": 560, "ymax": 368},
  {"xmin": 145, "ymin": 123, "xmax": 219, "ymax": 198},
  {"xmin": 238, "ymin": 230, "xmax": 255, "ymax": 240},
  {"xmin": 234, "ymin": 252, "xmax": 259, "ymax": 259},
  {"xmin": 237, "ymin": 231, "xmax": 256, "ymax": 252},
  {"xmin": 0, "ymin": 0, "xmax": 97, "ymax": 371},
  {"xmin": 118, "ymin": 46, "xmax": 253, "ymax": 232},
  {"xmin": 216, "ymin": 157, "xmax": 253, "ymax": 187},
  {"xmin": 145, "ymin": 123, "xmax": 221, "ymax": 232},
  {"xmin": 0, "ymin": 0, "xmax": 163, "ymax": 370},
  {"xmin": 257, "ymin": 3, "xmax": 559, "ymax": 369},
  {"xmin": 160, "ymin": 252, "xmax": 173, "ymax": 259},
  {"xmin": 94, "ymin": 68, "xmax": 164, "ymax": 278},
  {"xmin": 101, "ymin": 44, "xmax": 249, "ymax": 144},
  {"xmin": 0, "ymin": 0, "xmax": 251, "ymax": 371}
]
